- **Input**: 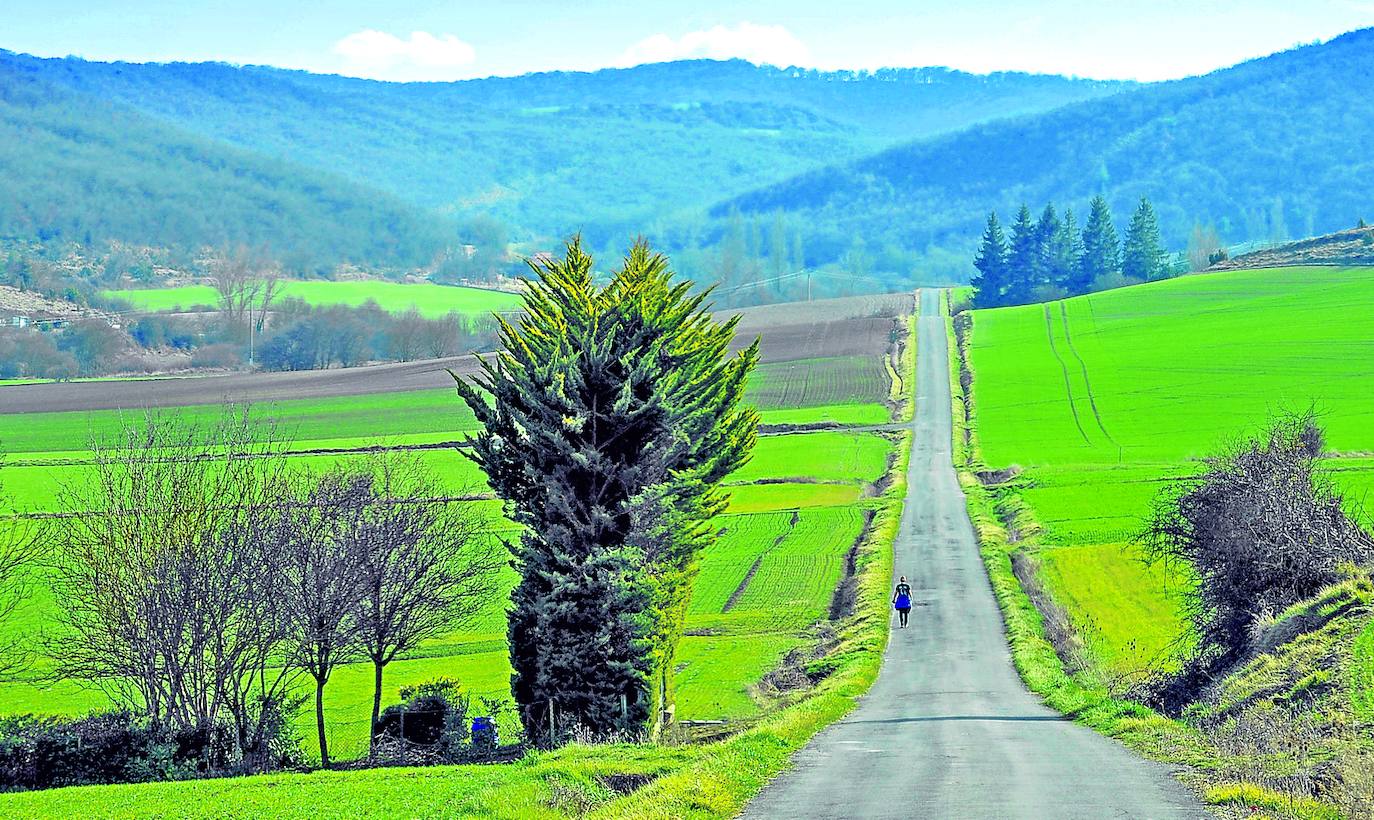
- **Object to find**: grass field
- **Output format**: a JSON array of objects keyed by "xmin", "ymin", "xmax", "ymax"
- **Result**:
[
  {"xmin": 105, "ymin": 281, "xmax": 521, "ymax": 319},
  {"xmin": 966, "ymin": 266, "xmax": 1374, "ymax": 673},
  {"xmin": 0, "ymin": 291, "xmax": 914, "ymax": 816}
]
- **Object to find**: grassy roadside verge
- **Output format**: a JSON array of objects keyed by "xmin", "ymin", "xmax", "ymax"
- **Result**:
[
  {"xmin": 945, "ymin": 291, "xmax": 1371, "ymax": 819},
  {"xmin": 941, "ymin": 293, "xmax": 1214, "ymax": 773}
]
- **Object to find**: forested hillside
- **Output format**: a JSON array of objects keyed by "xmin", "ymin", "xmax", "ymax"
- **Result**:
[
  {"xmin": 0, "ymin": 62, "xmax": 447, "ymax": 271},
  {"xmin": 1, "ymin": 52, "xmax": 1126, "ymax": 244},
  {"xmin": 724, "ymin": 28, "xmax": 1374, "ymax": 281}
]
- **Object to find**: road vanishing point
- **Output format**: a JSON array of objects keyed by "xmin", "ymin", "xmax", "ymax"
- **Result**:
[{"xmin": 741, "ymin": 289, "xmax": 1203, "ymax": 819}]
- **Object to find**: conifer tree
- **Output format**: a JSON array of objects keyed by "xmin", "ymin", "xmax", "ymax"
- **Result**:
[
  {"xmin": 1122, "ymin": 196, "xmax": 1167, "ymax": 281},
  {"xmin": 971, "ymin": 211, "xmax": 1009, "ymax": 308},
  {"xmin": 1077, "ymin": 195, "xmax": 1120, "ymax": 292},
  {"xmin": 1006, "ymin": 204, "xmax": 1038, "ymax": 305},
  {"xmin": 453, "ymin": 238, "xmax": 759, "ymax": 744},
  {"xmin": 1052, "ymin": 207, "xmax": 1082, "ymax": 292},
  {"xmin": 1034, "ymin": 203, "xmax": 1062, "ymax": 294}
]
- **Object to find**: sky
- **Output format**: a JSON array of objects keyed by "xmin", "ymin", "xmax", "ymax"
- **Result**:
[{"xmin": 6, "ymin": 0, "xmax": 1374, "ymax": 82}]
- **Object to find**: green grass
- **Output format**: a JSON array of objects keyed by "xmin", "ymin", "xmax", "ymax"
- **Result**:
[
  {"xmin": 1038, "ymin": 543, "xmax": 1192, "ymax": 674},
  {"xmin": 966, "ymin": 267, "xmax": 1374, "ymax": 671},
  {"xmin": 105, "ymin": 281, "xmax": 521, "ymax": 319}
]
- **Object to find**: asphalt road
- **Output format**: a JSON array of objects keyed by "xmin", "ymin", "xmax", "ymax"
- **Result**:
[{"xmin": 741, "ymin": 289, "xmax": 1203, "ymax": 819}]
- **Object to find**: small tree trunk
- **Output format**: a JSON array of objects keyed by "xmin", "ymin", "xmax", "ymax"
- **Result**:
[
  {"xmin": 369, "ymin": 659, "xmax": 385, "ymax": 754},
  {"xmin": 315, "ymin": 677, "xmax": 330, "ymax": 768}
]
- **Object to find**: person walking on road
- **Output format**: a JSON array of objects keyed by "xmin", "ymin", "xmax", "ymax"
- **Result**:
[{"xmin": 892, "ymin": 576, "xmax": 912, "ymax": 628}]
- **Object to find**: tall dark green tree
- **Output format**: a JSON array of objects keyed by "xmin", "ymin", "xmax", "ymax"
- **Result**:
[
  {"xmin": 971, "ymin": 211, "xmax": 1009, "ymax": 308},
  {"xmin": 1006, "ymin": 204, "xmax": 1039, "ymax": 305},
  {"xmin": 1034, "ymin": 203, "xmax": 1062, "ymax": 293},
  {"xmin": 1050, "ymin": 207, "xmax": 1082, "ymax": 292},
  {"xmin": 1122, "ymin": 197, "xmax": 1167, "ymax": 281},
  {"xmin": 1077, "ymin": 195, "xmax": 1120, "ymax": 291},
  {"xmin": 453, "ymin": 238, "xmax": 759, "ymax": 744}
]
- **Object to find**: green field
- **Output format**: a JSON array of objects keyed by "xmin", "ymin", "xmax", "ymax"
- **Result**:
[
  {"xmin": 966, "ymin": 266, "xmax": 1374, "ymax": 673},
  {"xmin": 105, "ymin": 280, "xmax": 521, "ymax": 318}
]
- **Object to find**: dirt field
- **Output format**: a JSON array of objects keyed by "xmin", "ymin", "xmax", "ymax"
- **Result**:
[{"xmin": 0, "ymin": 293, "xmax": 914, "ymax": 415}]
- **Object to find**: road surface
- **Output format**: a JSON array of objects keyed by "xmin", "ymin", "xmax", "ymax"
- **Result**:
[{"xmin": 741, "ymin": 290, "xmax": 1202, "ymax": 819}]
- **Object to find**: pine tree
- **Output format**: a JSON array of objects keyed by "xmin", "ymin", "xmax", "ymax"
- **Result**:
[
  {"xmin": 1122, "ymin": 196, "xmax": 1167, "ymax": 281},
  {"xmin": 971, "ymin": 211, "xmax": 1009, "ymax": 308},
  {"xmin": 1052, "ymin": 207, "xmax": 1082, "ymax": 292},
  {"xmin": 1077, "ymin": 195, "xmax": 1120, "ymax": 292},
  {"xmin": 1006, "ymin": 204, "xmax": 1038, "ymax": 305},
  {"xmin": 1034, "ymin": 203, "xmax": 1062, "ymax": 294},
  {"xmin": 453, "ymin": 238, "xmax": 759, "ymax": 744}
]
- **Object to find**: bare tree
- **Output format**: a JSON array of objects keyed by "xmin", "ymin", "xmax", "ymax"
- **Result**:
[
  {"xmin": 209, "ymin": 246, "xmax": 282, "ymax": 359},
  {"xmin": 0, "ymin": 466, "xmax": 42, "ymax": 679},
  {"xmin": 349, "ymin": 451, "xmax": 501, "ymax": 751},
  {"xmin": 48, "ymin": 406, "xmax": 300, "ymax": 762},
  {"xmin": 273, "ymin": 469, "xmax": 371, "ymax": 767},
  {"xmin": 417, "ymin": 312, "xmax": 469, "ymax": 359}
]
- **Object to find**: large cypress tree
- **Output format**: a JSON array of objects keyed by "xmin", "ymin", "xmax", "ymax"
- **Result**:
[
  {"xmin": 1077, "ymin": 195, "xmax": 1120, "ymax": 292},
  {"xmin": 971, "ymin": 211, "xmax": 1009, "ymax": 308},
  {"xmin": 1122, "ymin": 196, "xmax": 1167, "ymax": 281},
  {"xmin": 453, "ymin": 238, "xmax": 759, "ymax": 744},
  {"xmin": 1005, "ymin": 204, "xmax": 1039, "ymax": 305}
]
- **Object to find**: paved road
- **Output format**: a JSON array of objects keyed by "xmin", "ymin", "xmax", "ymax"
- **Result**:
[{"xmin": 742, "ymin": 290, "xmax": 1202, "ymax": 819}]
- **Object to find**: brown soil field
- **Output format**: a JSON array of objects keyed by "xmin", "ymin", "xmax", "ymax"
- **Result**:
[
  {"xmin": 0, "ymin": 293, "xmax": 915, "ymax": 415},
  {"xmin": 1210, "ymin": 226, "xmax": 1374, "ymax": 270}
]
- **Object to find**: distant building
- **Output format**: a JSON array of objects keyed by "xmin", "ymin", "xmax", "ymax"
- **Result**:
[{"xmin": 7, "ymin": 315, "xmax": 30, "ymax": 328}]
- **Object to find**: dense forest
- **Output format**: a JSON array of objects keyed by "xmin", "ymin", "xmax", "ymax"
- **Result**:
[
  {"xmin": 0, "ymin": 51, "xmax": 1123, "ymax": 250},
  {"xmin": 0, "ymin": 63, "xmax": 448, "ymax": 273},
  {"xmin": 725, "ymin": 27, "xmax": 1374, "ymax": 283}
]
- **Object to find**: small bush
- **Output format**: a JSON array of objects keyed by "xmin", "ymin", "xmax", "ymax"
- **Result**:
[
  {"xmin": 0, "ymin": 712, "xmax": 182, "ymax": 791},
  {"xmin": 373, "ymin": 678, "xmax": 471, "ymax": 762},
  {"xmin": 190, "ymin": 342, "xmax": 242, "ymax": 369}
]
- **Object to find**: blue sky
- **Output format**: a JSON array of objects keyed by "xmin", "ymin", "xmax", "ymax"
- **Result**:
[{"xmin": 8, "ymin": 0, "xmax": 1374, "ymax": 82}]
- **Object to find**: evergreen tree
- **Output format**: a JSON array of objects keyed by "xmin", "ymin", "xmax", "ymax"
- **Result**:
[
  {"xmin": 971, "ymin": 211, "xmax": 1009, "ymax": 308},
  {"xmin": 1122, "ymin": 196, "xmax": 1167, "ymax": 281},
  {"xmin": 1006, "ymin": 204, "xmax": 1038, "ymax": 305},
  {"xmin": 1052, "ymin": 207, "xmax": 1082, "ymax": 292},
  {"xmin": 1077, "ymin": 195, "xmax": 1120, "ymax": 292},
  {"xmin": 453, "ymin": 238, "xmax": 759, "ymax": 744},
  {"xmin": 1034, "ymin": 203, "xmax": 1062, "ymax": 293}
]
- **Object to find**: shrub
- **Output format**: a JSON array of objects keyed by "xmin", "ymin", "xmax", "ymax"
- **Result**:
[
  {"xmin": 0, "ymin": 712, "xmax": 181, "ymax": 791},
  {"xmin": 1141, "ymin": 412, "xmax": 1374, "ymax": 704},
  {"xmin": 373, "ymin": 678, "xmax": 471, "ymax": 761},
  {"xmin": 190, "ymin": 342, "xmax": 242, "ymax": 369}
]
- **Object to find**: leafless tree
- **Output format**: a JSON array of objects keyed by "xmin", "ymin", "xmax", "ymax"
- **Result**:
[
  {"xmin": 0, "ymin": 467, "xmax": 42, "ymax": 680},
  {"xmin": 386, "ymin": 308, "xmax": 428, "ymax": 362},
  {"xmin": 417, "ymin": 312, "xmax": 469, "ymax": 359},
  {"xmin": 48, "ymin": 406, "xmax": 300, "ymax": 761},
  {"xmin": 272, "ymin": 468, "xmax": 372, "ymax": 767},
  {"xmin": 349, "ymin": 451, "xmax": 501, "ymax": 751},
  {"xmin": 209, "ymin": 246, "xmax": 281, "ymax": 354}
]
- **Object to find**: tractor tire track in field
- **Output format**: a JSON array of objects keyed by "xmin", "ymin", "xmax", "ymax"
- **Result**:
[
  {"xmin": 723, "ymin": 509, "xmax": 800, "ymax": 613},
  {"xmin": 1058, "ymin": 302, "xmax": 1119, "ymax": 448},
  {"xmin": 742, "ymin": 289, "xmax": 1202, "ymax": 819},
  {"xmin": 1043, "ymin": 304, "xmax": 1093, "ymax": 446}
]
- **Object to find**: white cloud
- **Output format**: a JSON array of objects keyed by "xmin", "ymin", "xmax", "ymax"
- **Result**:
[
  {"xmin": 332, "ymin": 30, "xmax": 477, "ymax": 81},
  {"xmin": 619, "ymin": 22, "xmax": 811, "ymax": 69}
]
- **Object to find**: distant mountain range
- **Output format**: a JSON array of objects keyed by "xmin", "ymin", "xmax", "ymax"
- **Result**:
[
  {"xmin": 723, "ymin": 28, "xmax": 1374, "ymax": 281},
  {"xmin": 0, "ymin": 51, "xmax": 1124, "ymax": 268},
  {"xmin": 3, "ymin": 29, "xmax": 1372, "ymax": 283}
]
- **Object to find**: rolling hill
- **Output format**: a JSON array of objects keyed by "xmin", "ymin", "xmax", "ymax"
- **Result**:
[
  {"xmin": 0, "ymin": 51, "xmax": 1127, "ymax": 245},
  {"xmin": 0, "ymin": 60, "xmax": 447, "ymax": 271},
  {"xmin": 724, "ymin": 28, "xmax": 1374, "ymax": 281}
]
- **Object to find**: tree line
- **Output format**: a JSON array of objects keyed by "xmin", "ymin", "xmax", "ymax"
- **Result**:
[{"xmin": 972, "ymin": 195, "xmax": 1177, "ymax": 308}]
